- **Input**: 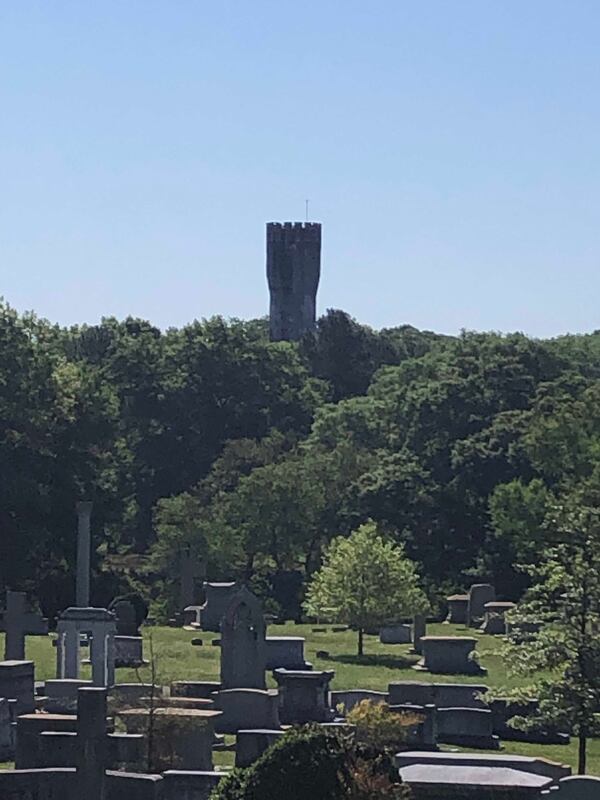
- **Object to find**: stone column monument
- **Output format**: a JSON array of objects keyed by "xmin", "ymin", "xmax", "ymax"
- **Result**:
[
  {"xmin": 77, "ymin": 686, "xmax": 108, "ymax": 800},
  {"xmin": 76, "ymin": 501, "xmax": 93, "ymax": 607},
  {"xmin": 4, "ymin": 591, "xmax": 27, "ymax": 661}
]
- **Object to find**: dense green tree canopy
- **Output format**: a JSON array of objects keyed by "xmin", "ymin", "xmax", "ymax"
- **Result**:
[{"xmin": 4, "ymin": 298, "xmax": 600, "ymax": 619}]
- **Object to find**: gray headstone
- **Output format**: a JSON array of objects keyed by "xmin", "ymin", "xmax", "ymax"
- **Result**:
[
  {"xmin": 77, "ymin": 687, "xmax": 108, "ymax": 800},
  {"xmin": 467, "ymin": 583, "xmax": 496, "ymax": 626},
  {"xmin": 220, "ymin": 587, "xmax": 266, "ymax": 690},
  {"xmin": 544, "ymin": 775, "xmax": 600, "ymax": 798},
  {"xmin": 272, "ymin": 669, "xmax": 335, "ymax": 724},
  {"xmin": 412, "ymin": 614, "xmax": 427, "ymax": 654},
  {"xmin": 3, "ymin": 591, "xmax": 48, "ymax": 662},
  {"xmin": 379, "ymin": 624, "xmax": 412, "ymax": 645}
]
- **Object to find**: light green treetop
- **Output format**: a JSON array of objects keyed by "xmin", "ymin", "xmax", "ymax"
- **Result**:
[{"xmin": 304, "ymin": 521, "xmax": 429, "ymax": 655}]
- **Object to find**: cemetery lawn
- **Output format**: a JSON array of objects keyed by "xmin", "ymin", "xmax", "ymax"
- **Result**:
[{"xmin": 2, "ymin": 622, "xmax": 600, "ymax": 775}]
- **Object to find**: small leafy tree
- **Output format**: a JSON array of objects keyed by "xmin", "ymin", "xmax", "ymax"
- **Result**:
[
  {"xmin": 501, "ymin": 502, "xmax": 600, "ymax": 774},
  {"xmin": 304, "ymin": 522, "xmax": 428, "ymax": 655}
]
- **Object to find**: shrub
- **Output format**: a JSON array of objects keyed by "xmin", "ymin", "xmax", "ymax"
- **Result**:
[
  {"xmin": 211, "ymin": 724, "xmax": 411, "ymax": 800},
  {"xmin": 346, "ymin": 700, "xmax": 422, "ymax": 752}
]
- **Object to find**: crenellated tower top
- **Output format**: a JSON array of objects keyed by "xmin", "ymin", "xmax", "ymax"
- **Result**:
[{"xmin": 266, "ymin": 222, "xmax": 321, "ymax": 342}]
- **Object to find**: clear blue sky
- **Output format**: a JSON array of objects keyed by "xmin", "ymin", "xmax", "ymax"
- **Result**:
[{"xmin": 1, "ymin": 1, "xmax": 599, "ymax": 337}]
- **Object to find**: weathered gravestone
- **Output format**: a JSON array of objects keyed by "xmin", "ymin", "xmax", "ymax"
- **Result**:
[
  {"xmin": 415, "ymin": 636, "xmax": 486, "ymax": 675},
  {"xmin": 388, "ymin": 681, "xmax": 488, "ymax": 709},
  {"xmin": 398, "ymin": 763, "xmax": 552, "ymax": 798},
  {"xmin": 220, "ymin": 587, "xmax": 266, "ymax": 690},
  {"xmin": 388, "ymin": 701, "xmax": 438, "ymax": 749},
  {"xmin": 236, "ymin": 728, "xmax": 285, "ymax": 768},
  {"xmin": 265, "ymin": 636, "xmax": 310, "ymax": 669},
  {"xmin": 445, "ymin": 594, "xmax": 469, "ymax": 624},
  {"xmin": 119, "ymin": 707, "xmax": 222, "ymax": 771},
  {"xmin": 379, "ymin": 624, "xmax": 412, "ymax": 645},
  {"xmin": 412, "ymin": 614, "xmax": 427, "ymax": 655},
  {"xmin": 0, "ymin": 660, "xmax": 35, "ymax": 715},
  {"xmin": 179, "ymin": 550, "xmax": 205, "ymax": 612},
  {"xmin": 213, "ymin": 688, "xmax": 280, "ymax": 733},
  {"xmin": 395, "ymin": 751, "xmax": 571, "ymax": 781},
  {"xmin": 16, "ymin": 686, "xmax": 139, "ymax": 798},
  {"xmin": 162, "ymin": 770, "xmax": 224, "ymax": 800},
  {"xmin": 200, "ymin": 581, "xmax": 239, "ymax": 632},
  {"xmin": 481, "ymin": 601, "xmax": 516, "ymax": 635},
  {"xmin": 44, "ymin": 678, "xmax": 92, "ymax": 714},
  {"xmin": 2, "ymin": 590, "xmax": 48, "ymax": 661},
  {"xmin": 272, "ymin": 668, "xmax": 335, "ymax": 724},
  {"xmin": 16, "ymin": 712, "xmax": 78, "ymax": 769},
  {"xmin": 436, "ymin": 707, "xmax": 499, "ymax": 749},
  {"xmin": 171, "ymin": 680, "xmax": 221, "ymax": 699},
  {"xmin": 467, "ymin": 583, "xmax": 496, "ymax": 627},
  {"xmin": 0, "ymin": 697, "xmax": 15, "ymax": 760},
  {"xmin": 55, "ymin": 607, "xmax": 116, "ymax": 687},
  {"xmin": 77, "ymin": 687, "xmax": 109, "ymax": 800},
  {"xmin": 330, "ymin": 689, "xmax": 389, "ymax": 713},
  {"xmin": 541, "ymin": 775, "xmax": 600, "ymax": 798},
  {"xmin": 107, "ymin": 596, "xmax": 147, "ymax": 668},
  {"xmin": 489, "ymin": 697, "xmax": 570, "ymax": 744}
]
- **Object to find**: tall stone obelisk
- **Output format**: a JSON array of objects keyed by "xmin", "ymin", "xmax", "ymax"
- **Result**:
[{"xmin": 76, "ymin": 501, "xmax": 93, "ymax": 607}]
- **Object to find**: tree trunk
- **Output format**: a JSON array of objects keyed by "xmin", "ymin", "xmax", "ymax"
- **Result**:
[
  {"xmin": 578, "ymin": 732, "xmax": 587, "ymax": 774},
  {"xmin": 358, "ymin": 627, "xmax": 364, "ymax": 657}
]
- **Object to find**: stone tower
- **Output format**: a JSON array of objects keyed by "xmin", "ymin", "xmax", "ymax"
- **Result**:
[{"xmin": 266, "ymin": 222, "xmax": 321, "ymax": 341}]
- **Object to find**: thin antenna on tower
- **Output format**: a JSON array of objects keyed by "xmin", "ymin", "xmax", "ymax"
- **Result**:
[{"xmin": 305, "ymin": 199, "xmax": 310, "ymax": 222}]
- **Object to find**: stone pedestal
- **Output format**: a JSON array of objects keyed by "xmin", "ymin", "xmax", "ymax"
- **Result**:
[
  {"xmin": 379, "ymin": 624, "xmax": 412, "ymax": 645},
  {"xmin": 481, "ymin": 602, "xmax": 516, "ymax": 635},
  {"xmin": 236, "ymin": 729, "xmax": 285, "ymax": 767},
  {"xmin": 445, "ymin": 595, "xmax": 469, "ymax": 624},
  {"xmin": 214, "ymin": 688, "xmax": 280, "ymax": 733},
  {"xmin": 170, "ymin": 681, "xmax": 221, "ymax": 699},
  {"xmin": 265, "ymin": 636, "xmax": 310, "ymax": 670},
  {"xmin": 414, "ymin": 637, "xmax": 486, "ymax": 675},
  {"xmin": 412, "ymin": 614, "xmax": 427, "ymax": 654},
  {"xmin": 0, "ymin": 698, "xmax": 15, "ymax": 760},
  {"xmin": 467, "ymin": 584, "xmax": 496, "ymax": 627},
  {"xmin": 44, "ymin": 679, "xmax": 92, "ymax": 713},
  {"xmin": 16, "ymin": 713, "xmax": 78, "ymax": 768},
  {"xmin": 119, "ymin": 707, "xmax": 222, "ymax": 771},
  {"xmin": 114, "ymin": 635, "xmax": 147, "ymax": 667},
  {"xmin": 77, "ymin": 687, "xmax": 108, "ymax": 800},
  {"xmin": 272, "ymin": 669, "xmax": 335, "ymax": 724},
  {"xmin": 437, "ymin": 707, "xmax": 499, "ymax": 749},
  {"xmin": 0, "ymin": 660, "xmax": 35, "ymax": 715},
  {"xmin": 200, "ymin": 582, "xmax": 239, "ymax": 632},
  {"xmin": 388, "ymin": 681, "xmax": 488, "ymax": 709}
]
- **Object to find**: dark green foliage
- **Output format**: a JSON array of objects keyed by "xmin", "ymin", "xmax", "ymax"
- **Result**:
[
  {"xmin": 214, "ymin": 727, "xmax": 348, "ymax": 800},
  {"xmin": 211, "ymin": 725, "xmax": 410, "ymax": 800},
  {"xmin": 501, "ymin": 503, "xmax": 600, "ymax": 774},
  {"xmin": 5, "ymin": 294, "xmax": 600, "ymax": 617}
]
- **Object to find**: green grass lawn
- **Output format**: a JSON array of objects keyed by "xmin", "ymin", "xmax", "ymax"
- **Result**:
[{"xmin": 2, "ymin": 622, "xmax": 600, "ymax": 774}]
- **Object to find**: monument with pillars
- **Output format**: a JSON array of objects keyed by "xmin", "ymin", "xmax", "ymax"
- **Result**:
[{"xmin": 266, "ymin": 221, "xmax": 321, "ymax": 342}]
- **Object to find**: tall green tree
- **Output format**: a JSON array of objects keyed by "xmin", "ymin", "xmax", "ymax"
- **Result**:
[
  {"xmin": 502, "ymin": 503, "xmax": 600, "ymax": 774},
  {"xmin": 304, "ymin": 522, "xmax": 428, "ymax": 655}
]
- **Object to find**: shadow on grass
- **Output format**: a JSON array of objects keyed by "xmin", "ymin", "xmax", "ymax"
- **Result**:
[{"xmin": 319, "ymin": 652, "xmax": 419, "ymax": 670}]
